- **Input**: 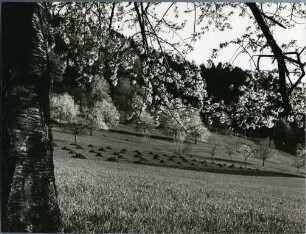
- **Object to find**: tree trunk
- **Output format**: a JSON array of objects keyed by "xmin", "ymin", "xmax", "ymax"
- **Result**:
[
  {"xmin": 246, "ymin": 3, "xmax": 291, "ymax": 114},
  {"xmin": 90, "ymin": 128, "xmax": 93, "ymax": 136},
  {"xmin": 3, "ymin": 86, "xmax": 61, "ymax": 232},
  {"xmin": 262, "ymin": 158, "xmax": 265, "ymax": 167},
  {"xmin": 74, "ymin": 133, "xmax": 78, "ymax": 144},
  {"xmin": 2, "ymin": 3, "xmax": 61, "ymax": 232}
]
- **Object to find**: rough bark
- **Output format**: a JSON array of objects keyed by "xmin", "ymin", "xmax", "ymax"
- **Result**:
[
  {"xmin": 2, "ymin": 3, "xmax": 61, "ymax": 232},
  {"xmin": 3, "ymin": 86, "xmax": 61, "ymax": 232}
]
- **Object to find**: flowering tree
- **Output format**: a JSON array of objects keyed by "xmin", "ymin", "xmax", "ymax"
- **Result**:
[
  {"xmin": 50, "ymin": 93, "xmax": 79, "ymax": 125},
  {"xmin": 163, "ymin": 110, "xmax": 188, "ymax": 154},
  {"xmin": 161, "ymin": 99, "xmax": 210, "ymax": 152},
  {"xmin": 50, "ymin": 93, "xmax": 87, "ymax": 143},
  {"xmin": 135, "ymin": 110, "xmax": 159, "ymax": 145},
  {"xmin": 129, "ymin": 94, "xmax": 145, "ymax": 120},
  {"xmin": 185, "ymin": 109, "xmax": 210, "ymax": 144},
  {"xmin": 84, "ymin": 100, "xmax": 120, "ymax": 136},
  {"xmin": 292, "ymin": 144, "xmax": 306, "ymax": 173},
  {"xmin": 239, "ymin": 144, "xmax": 254, "ymax": 168}
]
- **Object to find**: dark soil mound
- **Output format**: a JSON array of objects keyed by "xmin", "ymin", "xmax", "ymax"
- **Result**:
[
  {"xmin": 180, "ymin": 156, "xmax": 188, "ymax": 163},
  {"xmin": 72, "ymin": 153, "xmax": 87, "ymax": 159},
  {"xmin": 153, "ymin": 154, "xmax": 159, "ymax": 160},
  {"xmin": 106, "ymin": 157, "xmax": 116, "ymax": 162}
]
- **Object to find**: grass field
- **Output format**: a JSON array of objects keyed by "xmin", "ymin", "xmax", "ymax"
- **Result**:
[{"xmin": 53, "ymin": 126, "xmax": 305, "ymax": 233}]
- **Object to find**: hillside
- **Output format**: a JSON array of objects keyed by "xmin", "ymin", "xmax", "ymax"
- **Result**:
[
  {"xmin": 53, "ymin": 125, "xmax": 305, "ymax": 233},
  {"xmin": 53, "ymin": 125, "xmax": 304, "ymax": 178}
]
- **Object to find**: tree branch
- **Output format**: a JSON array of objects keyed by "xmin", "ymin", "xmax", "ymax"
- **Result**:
[
  {"xmin": 108, "ymin": 2, "xmax": 116, "ymax": 37},
  {"xmin": 246, "ymin": 3, "xmax": 291, "ymax": 114},
  {"xmin": 260, "ymin": 10, "xmax": 287, "ymax": 29},
  {"xmin": 134, "ymin": 2, "xmax": 148, "ymax": 52}
]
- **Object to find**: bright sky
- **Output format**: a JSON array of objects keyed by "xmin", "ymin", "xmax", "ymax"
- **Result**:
[
  {"xmin": 185, "ymin": 13, "xmax": 305, "ymax": 71},
  {"xmin": 120, "ymin": 3, "xmax": 305, "ymax": 73}
]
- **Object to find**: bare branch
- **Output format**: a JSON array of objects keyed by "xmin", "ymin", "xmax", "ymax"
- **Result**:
[
  {"xmin": 153, "ymin": 2, "xmax": 174, "ymax": 31},
  {"xmin": 246, "ymin": 3, "xmax": 291, "ymax": 114},
  {"xmin": 260, "ymin": 10, "xmax": 287, "ymax": 29},
  {"xmin": 194, "ymin": 3, "xmax": 196, "ymax": 33},
  {"xmin": 134, "ymin": 2, "xmax": 148, "ymax": 51},
  {"xmin": 108, "ymin": 3, "xmax": 116, "ymax": 36}
]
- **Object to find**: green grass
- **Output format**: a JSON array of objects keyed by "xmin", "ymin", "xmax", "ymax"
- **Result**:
[{"xmin": 53, "ymin": 126, "xmax": 305, "ymax": 233}]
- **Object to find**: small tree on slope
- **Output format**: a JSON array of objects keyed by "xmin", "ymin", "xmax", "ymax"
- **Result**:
[
  {"xmin": 84, "ymin": 100, "xmax": 120, "ymax": 136},
  {"xmin": 256, "ymin": 138, "xmax": 274, "ymax": 167}
]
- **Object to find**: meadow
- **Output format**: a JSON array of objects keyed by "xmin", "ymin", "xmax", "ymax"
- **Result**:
[{"xmin": 53, "ymin": 126, "xmax": 305, "ymax": 233}]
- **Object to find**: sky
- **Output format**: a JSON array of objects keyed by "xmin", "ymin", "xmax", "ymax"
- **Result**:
[
  {"xmin": 120, "ymin": 3, "xmax": 305, "ymax": 73},
  {"xmin": 185, "ymin": 13, "xmax": 305, "ymax": 71}
]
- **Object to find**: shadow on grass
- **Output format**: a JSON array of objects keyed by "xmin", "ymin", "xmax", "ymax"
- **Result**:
[
  {"xmin": 130, "ymin": 161, "xmax": 305, "ymax": 178},
  {"xmin": 189, "ymin": 154, "xmax": 253, "ymax": 166}
]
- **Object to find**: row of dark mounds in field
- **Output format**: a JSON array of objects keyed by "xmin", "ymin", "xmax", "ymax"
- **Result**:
[
  {"xmin": 108, "ymin": 129, "xmax": 194, "ymax": 144},
  {"xmin": 59, "ymin": 143, "xmax": 114, "ymax": 159},
  {"xmin": 55, "ymin": 142, "xmax": 304, "ymax": 178},
  {"xmin": 137, "ymin": 160, "xmax": 305, "ymax": 178},
  {"xmin": 61, "ymin": 146, "xmax": 87, "ymax": 159}
]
